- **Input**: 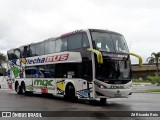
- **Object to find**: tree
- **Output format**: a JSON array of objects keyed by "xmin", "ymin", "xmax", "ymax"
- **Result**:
[
  {"xmin": 147, "ymin": 52, "xmax": 160, "ymax": 74},
  {"xmin": 0, "ymin": 53, "xmax": 7, "ymax": 75}
]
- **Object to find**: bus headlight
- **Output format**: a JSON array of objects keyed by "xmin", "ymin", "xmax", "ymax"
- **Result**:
[
  {"xmin": 96, "ymin": 84, "xmax": 107, "ymax": 89},
  {"xmin": 100, "ymin": 85, "xmax": 107, "ymax": 89},
  {"xmin": 94, "ymin": 81, "xmax": 107, "ymax": 89}
]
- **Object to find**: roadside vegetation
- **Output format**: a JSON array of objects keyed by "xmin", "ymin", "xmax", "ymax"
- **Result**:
[
  {"xmin": 141, "ymin": 51, "xmax": 160, "ymax": 86},
  {"xmin": 147, "ymin": 52, "xmax": 160, "ymax": 74},
  {"xmin": 132, "ymin": 75, "xmax": 160, "ymax": 86},
  {"xmin": 132, "ymin": 79, "xmax": 150, "ymax": 83},
  {"xmin": 147, "ymin": 74, "xmax": 160, "ymax": 86},
  {"xmin": 144, "ymin": 89, "xmax": 160, "ymax": 92}
]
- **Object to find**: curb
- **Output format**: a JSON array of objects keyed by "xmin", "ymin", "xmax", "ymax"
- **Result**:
[{"xmin": 132, "ymin": 91, "xmax": 160, "ymax": 94}]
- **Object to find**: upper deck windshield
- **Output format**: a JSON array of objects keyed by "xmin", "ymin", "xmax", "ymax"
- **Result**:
[{"xmin": 91, "ymin": 31, "xmax": 129, "ymax": 53}]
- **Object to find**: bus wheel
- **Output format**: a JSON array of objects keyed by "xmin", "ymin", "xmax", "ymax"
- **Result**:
[
  {"xmin": 16, "ymin": 84, "xmax": 22, "ymax": 95},
  {"xmin": 100, "ymin": 98, "xmax": 106, "ymax": 105},
  {"xmin": 65, "ymin": 85, "xmax": 77, "ymax": 102},
  {"xmin": 20, "ymin": 83, "xmax": 33, "ymax": 96},
  {"xmin": 21, "ymin": 83, "xmax": 26, "ymax": 95}
]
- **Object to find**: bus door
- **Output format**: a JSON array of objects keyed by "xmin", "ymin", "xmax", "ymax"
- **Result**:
[{"xmin": 81, "ymin": 61, "xmax": 93, "ymax": 98}]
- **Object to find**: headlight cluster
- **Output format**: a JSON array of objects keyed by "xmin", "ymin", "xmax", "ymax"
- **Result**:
[
  {"xmin": 100, "ymin": 85, "xmax": 107, "ymax": 89},
  {"xmin": 95, "ymin": 82, "xmax": 107, "ymax": 89}
]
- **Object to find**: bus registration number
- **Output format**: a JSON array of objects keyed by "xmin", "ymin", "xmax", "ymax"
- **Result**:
[{"xmin": 115, "ymin": 93, "xmax": 121, "ymax": 97}]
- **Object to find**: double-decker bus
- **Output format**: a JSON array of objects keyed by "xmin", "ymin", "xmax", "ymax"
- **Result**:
[{"xmin": 7, "ymin": 29, "xmax": 142, "ymax": 103}]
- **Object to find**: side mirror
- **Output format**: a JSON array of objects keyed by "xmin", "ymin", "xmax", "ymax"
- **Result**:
[
  {"xmin": 130, "ymin": 53, "xmax": 142, "ymax": 67},
  {"xmin": 87, "ymin": 48, "xmax": 103, "ymax": 64}
]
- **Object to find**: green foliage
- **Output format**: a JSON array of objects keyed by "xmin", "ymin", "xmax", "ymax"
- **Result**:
[
  {"xmin": 132, "ymin": 79, "xmax": 150, "ymax": 83},
  {"xmin": 147, "ymin": 52, "xmax": 160, "ymax": 64},
  {"xmin": 144, "ymin": 89, "xmax": 160, "ymax": 92},
  {"xmin": 147, "ymin": 74, "xmax": 160, "ymax": 85},
  {"xmin": 147, "ymin": 52, "xmax": 160, "ymax": 74}
]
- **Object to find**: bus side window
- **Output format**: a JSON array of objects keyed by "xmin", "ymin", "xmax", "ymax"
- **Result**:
[
  {"xmin": 45, "ymin": 64, "xmax": 55, "ymax": 78},
  {"xmin": 25, "ymin": 68, "xmax": 37, "ymax": 78},
  {"xmin": 36, "ymin": 42, "xmax": 45, "ymax": 56},
  {"xmin": 68, "ymin": 33, "xmax": 82, "ymax": 50},
  {"xmin": 55, "ymin": 64, "xmax": 67, "ymax": 78},
  {"xmin": 29, "ymin": 44, "xmax": 36, "ymax": 57},
  {"xmin": 45, "ymin": 40, "xmax": 55, "ymax": 54},
  {"xmin": 55, "ymin": 38, "xmax": 67, "ymax": 52},
  {"xmin": 25, "ymin": 69, "xmax": 31, "ymax": 78},
  {"xmin": 82, "ymin": 33, "xmax": 89, "ymax": 47},
  {"xmin": 67, "ymin": 63, "xmax": 82, "ymax": 78}
]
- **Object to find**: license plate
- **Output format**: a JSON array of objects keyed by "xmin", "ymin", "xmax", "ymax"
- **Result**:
[{"xmin": 115, "ymin": 93, "xmax": 121, "ymax": 97}]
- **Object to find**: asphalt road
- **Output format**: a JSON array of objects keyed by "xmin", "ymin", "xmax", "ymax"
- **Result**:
[{"xmin": 0, "ymin": 89, "xmax": 160, "ymax": 120}]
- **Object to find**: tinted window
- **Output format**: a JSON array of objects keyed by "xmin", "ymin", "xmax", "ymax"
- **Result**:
[
  {"xmin": 68, "ymin": 34, "xmax": 82, "ymax": 50},
  {"xmin": 67, "ymin": 63, "xmax": 82, "ymax": 78},
  {"xmin": 25, "ymin": 65, "xmax": 55, "ymax": 78},
  {"xmin": 45, "ymin": 64, "xmax": 55, "ymax": 78},
  {"xmin": 91, "ymin": 32, "xmax": 115, "ymax": 52},
  {"xmin": 55, "ymin": 38, "xmax": 67, "ymax": 52},
  {"xmin": 25, "ymin": 67, "xmax": 44, "ymax": 78},
  {"xmin": 82, "ymin": 33, "xmax": 89, "ymax": 47},
  {"xmin": 23, "ymin": 46, "xmax": 32, "ymax": 57},
  {"xmin": 45, "ymin": 40, "xmax": 55, "ymax": 54},
  {"xmin": 111, "ymin": 34, "xmax": 129, "ymax": 53},
  {"xmin": 36, "ymin": 42, "xmax": 45, "ymax": 56},
  {"xmin": 55, "ymin": 64, "xmax": 67, "ymax": 78},
  {"xmin": 29, "ymin": 44, "xmax": 36, "ymax": 56},
  {"xmin": 25, "ymin": 68, "xmax": 37, "ymax": 78}
]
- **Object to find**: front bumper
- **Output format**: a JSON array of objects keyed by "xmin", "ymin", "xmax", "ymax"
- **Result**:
[
  {"xmin": 94, "ymin": 80, "xmax": 132, "ymax": 98},
  {"xmin": 95, "ymin": 87, "xmax": 132, "ymax": 98}
]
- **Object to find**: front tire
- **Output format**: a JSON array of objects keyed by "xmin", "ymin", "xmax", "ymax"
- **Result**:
[
  {"xmin": 21, "ymin": 83, "xmax": 33, "ymax": 96},
  {"xmin": 16, "ymin": 84, "xmax": 22, "ymax": 95},
  {"xmin": 21, "ymin": 83, "xmax": 26, "ymax": 95},
  {"xmin": 65, "ymin": 85, "xmax": 77, "ymax": 102}
]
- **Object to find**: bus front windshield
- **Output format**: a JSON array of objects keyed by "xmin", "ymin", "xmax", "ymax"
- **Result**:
[
  {"xmin": 91, "ymin": 32, "xmax": 129, "ymax": 53},
  {"xmin": 91, "ymin": 31, "xmax": 130, "ymax": 81}
]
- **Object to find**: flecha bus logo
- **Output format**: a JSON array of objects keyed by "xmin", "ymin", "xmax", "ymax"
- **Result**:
[{"xmin": 46, "ymin": 53, "xmax": 69, "ymax": 62}]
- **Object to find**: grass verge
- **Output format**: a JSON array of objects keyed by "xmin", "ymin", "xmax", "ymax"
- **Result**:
[
  {"xmin": 143, "ymin": 89, "xmax": 160, "ymax": 92},
  {"xmin": 132, "ymin": 80, "xmax": 151, "ymax": 83}
]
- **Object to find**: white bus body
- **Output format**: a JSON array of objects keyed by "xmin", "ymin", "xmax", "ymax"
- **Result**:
[{"xmin": 7, "ymin": 29, "xmax": 140, "ymax": 103}]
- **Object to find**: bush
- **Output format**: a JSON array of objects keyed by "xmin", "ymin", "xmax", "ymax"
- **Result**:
[{"xmin": 147, "ymin": 74, "xmax": 160, "ymax": 85}]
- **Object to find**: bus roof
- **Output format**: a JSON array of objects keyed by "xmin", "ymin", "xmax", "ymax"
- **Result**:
[{"xmin": 7, "ymin": 29, "xmax": 123, "ymax": 51}]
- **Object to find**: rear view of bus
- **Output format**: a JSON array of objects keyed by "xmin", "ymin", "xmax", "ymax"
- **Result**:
[{"xmin": 88, "ymin": 29, "xmax": 141, "ymax": 100}]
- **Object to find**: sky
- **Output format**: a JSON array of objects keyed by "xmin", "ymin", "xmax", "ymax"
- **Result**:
[{"xmin": 0, "ymin": 0, "xmax": 160, "ymax": 64}]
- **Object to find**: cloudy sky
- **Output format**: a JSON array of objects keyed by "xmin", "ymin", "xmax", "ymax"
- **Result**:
[{"xmin": 0, "ymin": 0, "xmax": 160, "ymax": 64}]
